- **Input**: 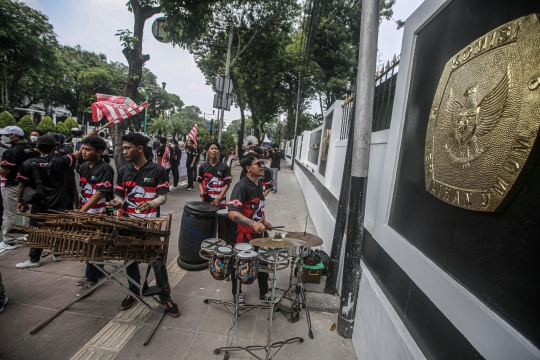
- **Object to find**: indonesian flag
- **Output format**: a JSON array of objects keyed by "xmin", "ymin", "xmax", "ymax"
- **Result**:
[
  {"xmin": 91, "ymin": 93, "xmax": 148, "ymax": 124},
  {"xmin": 188, "ymin": 123, "xmax": 198, "ymax": 149}
]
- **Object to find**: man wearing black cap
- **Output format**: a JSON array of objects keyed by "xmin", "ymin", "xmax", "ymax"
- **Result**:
[
  {"xmin": 0, "ymin": 126, "xmax": 38, "ymax": 252},
  {"xmin": 15, "ymin": 133, "xmax": 94, "ymax": 268}
]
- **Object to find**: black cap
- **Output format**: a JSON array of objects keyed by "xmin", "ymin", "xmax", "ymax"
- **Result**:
[{"xmin": 36, "ymin": 135, "xmax": 59, "ymax": 146}]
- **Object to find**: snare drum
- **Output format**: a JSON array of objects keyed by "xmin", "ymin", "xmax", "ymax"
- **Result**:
[
  {"xmin": 236, "ymin": 250, "xmax": 259, "ymax": 285},
  {"xmin": 199, "ymin": 238, "xmax": 226, "ymax": 260},
  {"xmin": 233, "ymin": 243, "xmax": 254, "ymax": 253},
  {"xmin": 258, "ymin": 247, "xmax": 290, "ymax": 272},
  {"xmin": 216, "ymin": 209, "xmax": 230, "ymax": 241},
  {"xmin": 210, "ymin": 246, "xmax": 234, "ymax": 281}
]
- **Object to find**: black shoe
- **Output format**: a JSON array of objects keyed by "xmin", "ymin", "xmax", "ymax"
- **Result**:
[
  {"xmin": 0, "ymin": 296, "xmax": 7, "ymax": 313},
  {"xmin": 163, "ymin": 300, "xmax": 181, "ymax": 318},
  {"xmin": 120, "ymin": 295, "xmax": 137, "ymax": 310},
  {"xmin": 77, "ymin": 281, "xmax": 96, "ymax": 296},
  {"xmin": 260, "ymin": 293, "xmax": 271, "ymax": 303}
]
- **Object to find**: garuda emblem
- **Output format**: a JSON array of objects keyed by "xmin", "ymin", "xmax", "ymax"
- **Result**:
[{"xmin": 425, "ymin": 14, "xmax": 540, "ymax": 212}]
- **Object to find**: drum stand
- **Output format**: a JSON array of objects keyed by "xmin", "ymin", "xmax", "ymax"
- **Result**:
[
  {"xmin": 275, "ymin": 247, "xmax": 314, "ymax": 339},
  {"xmin": 30, "ymin": 260, "xmax": 165, "ymax": 346},
  {"xmin": 214, "ymin": 248, "xmax": 303, "ymax": 360}
]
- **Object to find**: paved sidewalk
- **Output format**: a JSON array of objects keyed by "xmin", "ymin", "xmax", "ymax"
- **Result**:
[{"xmin": 0, "ymin": 161, "xmax": 356, "ymax": 360}]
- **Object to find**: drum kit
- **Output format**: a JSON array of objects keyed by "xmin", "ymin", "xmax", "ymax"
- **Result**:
[{"xmin": 199, "ymin": 212, "xmax": 324, "ymax": 360}]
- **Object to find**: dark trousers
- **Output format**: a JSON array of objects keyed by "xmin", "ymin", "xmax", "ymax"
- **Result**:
[
  {"xmin": 165, "ymin": 168, "xmax": 171, "ymax": 185},
  {"xmin": 66, "ymin": 187, "xmax": 75, "ymax": 210},
  {"xmin": 171, "ymin": 164, "xmax": 179, "ymax": 187},
  {"xmin": 231, "ymin": 268, "xmax": 269, "ymax": 297},
  {"xmin": 85, "ymin": 263, "xmax": 103, "ymax": 282},
  {"xmin": 29, "ymin": 205, "xmax": 66, "ymax": 262},
  {"xmin": 125, "ymin": 261, "xmax": 171, "ymax": 304},
  {"xmin": 187, "ymin": 162, "xmax": 196, "ymax": 188}
]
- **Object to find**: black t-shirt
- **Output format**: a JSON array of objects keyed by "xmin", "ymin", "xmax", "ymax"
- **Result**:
[
  {"xmin": 197, "ymin": 161, "xmax": 232, "ymax": 209},
  {"xmin": 228, "ymin": 176, "xmax": 265, "ymax": 244},
  {"xmin": 240, "ymin": 167, "xmax": 273, "ymax": 191},
  {"xmin": 144, "ymin": 146, "xmax": 153, "ymax": 162},
  {"xmin": 79, "ymin": 161, "xmax": 114, "ymax": 214},
  {"xmin": 1, "ymin": 142, "xmax": 38, "ymax": 187},
  {"xmin": 56, "ymin": 145, "xmax": 76, "ymax": 189},
  {"xmin": 186, "ymin": 147, "xmax": 199, "ymax": 163},
  {"xmin": 17, "ymin": 153, "xmax": 74, "ymax": 208},
  {"xmin": 170, "ymin": 147, "xmax": 182, "ymax": 166},
  {"xmin": 269, "ymin": 152, "xmax": 281, "ymax": 168},
  {"xmin": 114, "ymin": 161, "xmax": 170, "ymax": 218}
]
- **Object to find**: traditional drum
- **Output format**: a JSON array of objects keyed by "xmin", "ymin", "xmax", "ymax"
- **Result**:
[
  {"xmin": 178, "ymin": 202, "xmax": 218, "ymax": 269},
  {"xmin": 258, "ymin": 247, "xmax": 290, "ymax": 272},
  {"xmin": 210, "ymin": 246, "xmax": 235, "ymax": 280},
  {"xmin": 216, "ymin": 208, "xmax": 231, "ymax": 241},
  {"xmin": 236, "ymin": 250, "xmax": 259, "ymax": 285},
  {"xmin": 233, "ymin": 243, "xmax": 254, "ymax": 253},
  {"xmin": 199, "ymin": 238, "xmax": 226, "ymax": 261}
]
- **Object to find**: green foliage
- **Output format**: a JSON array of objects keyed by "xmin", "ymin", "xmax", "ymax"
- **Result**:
[
  {"xmin": 17, "ymin": 115, "xmax": 35, "ymax": 138},
  {"xmin": 147, "ymin": 117, "xmax": 171, "ymax": 136},
  {"xmin": 55, "ymin": 121, "xmax": 70, "ymax": 137},
  {"xmin": 64, "ymin": 117, "xmax": 79, "ymax": 130},
  {"xmin": 0, "ymin": 111, "xmax": 16, "ymax": 128},
  {"xmin": 37, "ymin": 116, "xmax": 56, "ymax": 133},
  {"xmin": 115, "ymin": 29, "xmax": 139, "ymax": 49}
]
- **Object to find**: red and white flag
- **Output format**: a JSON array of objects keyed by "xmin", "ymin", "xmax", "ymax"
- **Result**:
[
  {"xmin": 161, "ymin": 145, "xmax": 172, "ymax": 170},
  {"xmin": 91, "ymin": 93, "xmax": 148, "ymax": 124},
  {"xmin": 188, "ymin": 123, "xmax": 198, "ymax": 149}
]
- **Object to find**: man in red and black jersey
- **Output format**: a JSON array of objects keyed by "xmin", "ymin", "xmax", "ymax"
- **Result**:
[
  {"xmin": 228, "ymin": 153, "xmax": 273, "ymax": 303},
  {"xmin": 185, "ymin": 139, "xmax": 199, "ymax": 190},
  {"xmin": 197, "ymin": 141, "xmax": 231, "ymax": 209},
  {"xmin": 239, "ymin": 146, "xmax": 273, "ymax": 197},
  {"xmin": 106, "ymin": 133, "xmax": 180, "ymax": 318},
  {"xmin": 75, "ymin": 136, "xmax": 114, "ymax": 294},
  {"xmin": 0, "ymin": 126, "xmax": 37, "ymax": 251}
]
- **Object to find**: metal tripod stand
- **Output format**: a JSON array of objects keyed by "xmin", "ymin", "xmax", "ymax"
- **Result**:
[
  {"xmin": 213, "ymin": 248, "xmax": 304, "ymax": 360},
  {"xmin": 275, "ymin": 246, "xmax": 314, "ymax": 339}
]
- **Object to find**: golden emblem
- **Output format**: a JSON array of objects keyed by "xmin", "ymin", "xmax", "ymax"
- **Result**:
[{"xmin": 425, "ymin": 14, "xmax": 540, "ymax": 212}]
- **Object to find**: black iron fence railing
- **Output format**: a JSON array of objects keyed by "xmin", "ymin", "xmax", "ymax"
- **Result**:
[{"xmin": 339, "ymin": 55, "xmax": 400, "ymax": 139}]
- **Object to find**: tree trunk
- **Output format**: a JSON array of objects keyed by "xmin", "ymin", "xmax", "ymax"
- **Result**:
[
  {"xmin": 230, "ymin": 71, "xmax": 246, "ymax": 159},
  {"xmin": 112, "ymin": 0, "xmax": 160, "ymax": 168}
]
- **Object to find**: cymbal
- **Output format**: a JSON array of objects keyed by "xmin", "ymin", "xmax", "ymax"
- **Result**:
[
  {"xmin": 250, "ymin": 237, "xmax": 306, "ymax": 249},
  {"xmin": 284, "ymin": 232, "xmax": 323, "ymax": 247}
]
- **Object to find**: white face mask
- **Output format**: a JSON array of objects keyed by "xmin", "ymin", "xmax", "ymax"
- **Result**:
[
  {"xmin": 30, "ymin": 136, "xmax": 38, "ymax": 143},
  {"xmin": 1, "ymin": 135, "xmax": 11, "ymax": 144}
]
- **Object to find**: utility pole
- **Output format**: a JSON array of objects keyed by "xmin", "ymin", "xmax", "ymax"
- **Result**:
[
  {"xmin": 218, "ymin": 23, "xmax": 234, "ymax": 144},
  {"xmin": 336, "ymin": 0, "xmax": 379, "ymax": 338},
  {"xmin": 290, "ymin": 73, "xmax": 302, "ymax": 170}
]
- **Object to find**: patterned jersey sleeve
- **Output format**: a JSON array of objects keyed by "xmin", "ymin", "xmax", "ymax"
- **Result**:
[
  {"xmin": 155, "ymin": 166, "xmax": 170, "ymax": 195},
  {"xmin": 16, "ymin": 159, "xmax": 32, "ymax": 185},
  {"xmin": 223, "ymin": 164, "xmax": 232, "ymax": 184},
  {"xmin": 1, "ymin": 148, "xmax": 17, "ymax": 171},
  {"xmin": 55, "ymin": 154, "xmax": 75, "ymax": 169},
  {"xmin": 114, "ymin": 167, "xmax": 125, "ymax": 197},
  {"xmin": 96, "ymin": 164, "xmax": 114, "ymax": 193},
  {"xmin": 228, "ymin": 182, "xmax": 245, "ymax": 212},
  {"xmin": 197, "ymin": 163, "xmax": 204, "ymax": 182}
]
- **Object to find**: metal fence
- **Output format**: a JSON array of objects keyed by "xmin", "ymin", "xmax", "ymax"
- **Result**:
[{"xmin": 339, "ymin": 55, "xmax": 400, "ymax": 139}]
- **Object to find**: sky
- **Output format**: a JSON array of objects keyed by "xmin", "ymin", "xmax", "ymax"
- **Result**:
[{"xmin": 22, "ymin": 0, "xmax": 424, "ymax": 126}]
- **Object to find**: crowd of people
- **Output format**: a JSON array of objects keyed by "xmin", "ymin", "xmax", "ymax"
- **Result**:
[{"xmin": 0, "ymin": 125, "xmax": 284, "ymax": 318}]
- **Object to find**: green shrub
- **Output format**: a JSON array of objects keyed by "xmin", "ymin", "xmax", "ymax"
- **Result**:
[
  {"xmin": 0, "ymin": 111, "xmax": 16, "ymax": 128},
  {"xmin": 37, "ymin": 116, "xmax": 56, "ymax": 133},
  {"xmin": 64, "ymin": 117, "xmax": 79, "ymax": 131},
  {"xmin": 17, "ymin": 115, "xmax": 35, "ymax": 138},
  {"xmin": 55, "ymin": 121, "xmax": 70, "ymax": 137}
]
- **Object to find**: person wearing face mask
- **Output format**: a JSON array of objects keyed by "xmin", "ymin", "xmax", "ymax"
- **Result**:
[
  {"xmin": 0, "ymin": 126, "xmax": 38, "ymax": 252},
  {"xmin": 169, "ymin": 140, "xmax": 181, "ymax": 189},
  {"xmin": 29, "ymin": 130, "xmax": 43, "ymax": 145}
]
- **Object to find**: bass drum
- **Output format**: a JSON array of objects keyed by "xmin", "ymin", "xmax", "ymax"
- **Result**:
[{"xmin": 177, "ymin": 202, "xmax": 218, "ymax": 271}]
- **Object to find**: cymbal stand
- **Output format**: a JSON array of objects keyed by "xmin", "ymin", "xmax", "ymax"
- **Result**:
[
  {"xmin": 274, "ymin": 246, "xmax": 314, "ymax": 339},
  {"xmin": 214, "ymin": 248, "xmax": 304, "ymax": 360}
]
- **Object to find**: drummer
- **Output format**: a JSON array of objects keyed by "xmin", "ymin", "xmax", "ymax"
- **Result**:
[
  {"xmin": 228, "ymin": 153, "xmax": 272, "ymax": 304},
  {"xmin": 239, "ymin": 146, "xmax": 273, "ymax": 197},
  {"xmin": 197, "ymin": 141, "xmax": 231, "ymax": 209}
]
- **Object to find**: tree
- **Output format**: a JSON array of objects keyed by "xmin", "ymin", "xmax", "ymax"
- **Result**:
[
  {"xmin": 17, "ymin": 115, "xmax": 35, "ymax": 138},
  {"xmin": 0, "ymin": 111, "xmax": 16, "ymax": 128},
  {"xmin": 147, "ymin": 117, "xmax": 170, "ymax": 136},
  {"xmin": 64, "ymin": 117, "xmax": 79, "ymax": 130},
  {"xmin": 37, "ymin": 116, "xmax": 56, "ymax": 133},
  {"xmin": 0, "ymin": 0, "xmax": 59, "ymax": 110},
  {"xmin": 55, "ymin": 121, "xmax": 70, "ymax": 137}
]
